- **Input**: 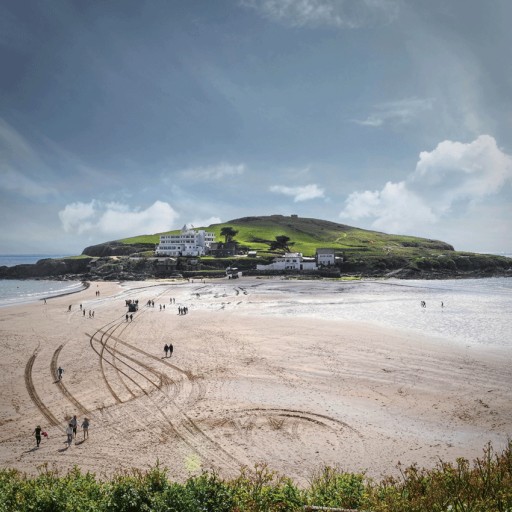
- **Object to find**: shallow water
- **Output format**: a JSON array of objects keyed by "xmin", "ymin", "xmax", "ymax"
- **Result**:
[
  {"xmin": 227, "ymin": 278, "xmax": 512, "ymax": 348},
  {"xmin": 0, "ymin": 279, "xmax": 84, "ymax": 308}
]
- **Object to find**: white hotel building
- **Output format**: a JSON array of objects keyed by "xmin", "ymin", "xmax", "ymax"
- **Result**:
[{"xmin": 156, "ymin": 225, "xmax": 216, "ymax": 257}]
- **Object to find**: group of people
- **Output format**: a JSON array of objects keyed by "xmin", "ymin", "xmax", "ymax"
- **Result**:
[
  {"xmin": 178, "ymin": 306, "xmax": 189, "ymax": 315},
  {"xmin": 33, "ymin": 415, "xmax": 90, "ymax": 448},
  {"xmin": 125, "ymin": 313, "xmax": 134, "ymax": 321},
  {"xmin": 65, "ymin": 415, "xmax": 90, "ymax": 445},
  {"xmin": 164, "ymin": 343, "xmax": 174, "ymax": 358}
]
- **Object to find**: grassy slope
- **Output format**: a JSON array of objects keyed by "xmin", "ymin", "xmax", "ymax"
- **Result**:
[
  {"xmin": 116, "ymin": 215, "xmax": 511, "ymax": 274},
  {"xmin": 119, "ymin": 215, "xmax": 451, "ymax": 256}
]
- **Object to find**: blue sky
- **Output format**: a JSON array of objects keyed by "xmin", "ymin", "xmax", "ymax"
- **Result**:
[{"xmin": 1, "ymin": 0, "xmax": 511, "ymax": 255}]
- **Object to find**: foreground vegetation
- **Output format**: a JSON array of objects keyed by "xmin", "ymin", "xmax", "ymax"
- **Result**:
[{"xmin": 1, "ymin": 442, "xmax": 510, "ymax": 511}]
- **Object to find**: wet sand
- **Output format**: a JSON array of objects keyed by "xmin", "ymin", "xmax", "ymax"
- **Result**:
[{"xmin": 0, "ymin": 278, "xmax": 510, "ymax": 483}]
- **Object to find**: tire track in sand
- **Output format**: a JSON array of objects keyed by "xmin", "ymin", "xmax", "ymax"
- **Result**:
[
  {"xmin": 50, "ymin": 345, "xmax": 91, "ymax": 416},
  {"xmin": 25, "ymin": 352, "xmax": 61, "ymax": 427},
  {"xmin": 89, "ymin": 326, "xmax": 241, "ymax": 471}
]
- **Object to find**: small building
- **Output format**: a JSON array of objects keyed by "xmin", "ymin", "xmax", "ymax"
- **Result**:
[
  {"xmin": 209, "ymin": 242, "xmax": 239, "ymax": 257},
  {"xmin": 256, "ymin": 252, "xmax": 317, "ymax": 271},
  {"xmin": 156, "ymin": 225, "xmax": 215, "ymax": 257},
  {"xmin": 316, "ymin": 248, "xmax": 336, "ymax": 267}
]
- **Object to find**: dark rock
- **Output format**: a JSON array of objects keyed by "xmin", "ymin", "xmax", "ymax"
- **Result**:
[{"xmin": 82, "ymin": 242, "xmax": 155, "ymax": 257}]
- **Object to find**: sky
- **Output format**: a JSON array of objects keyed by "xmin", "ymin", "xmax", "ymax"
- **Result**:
[{"xmin": 1, "ymin": 0, "xmax": 511, "ymax": 255}]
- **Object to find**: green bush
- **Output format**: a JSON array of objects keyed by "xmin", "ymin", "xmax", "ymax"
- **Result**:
[{"xmin": 1, "ymin": 442, "xmax": 511, "ymax": 511}]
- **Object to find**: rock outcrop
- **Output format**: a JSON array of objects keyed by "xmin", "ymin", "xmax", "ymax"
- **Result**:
[
  {"xmin": 82, "ymin": 242, "xmax": 155, "ymax": 257},
  {"xmin": 0, "ymin": 257, "xmax": 93, "ymax": 279}
]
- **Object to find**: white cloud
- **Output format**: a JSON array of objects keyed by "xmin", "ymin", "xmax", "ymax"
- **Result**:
[
  {"xmin": 353, "ymin": 97, "xmax": 434, "ymax": 127},
  {"xmin": 59, "ymin": 200, "xmax": 179, "ymax": 238},
  {"xmin": 241, "ymin": 0, "xmax": 400, "ymax": 29},
  {"xmin": 340, "ymin": 135, "xmax": 512, "ymax": 234},
  {"xmin": 270, "ymin": 183, "xmax": 325, "ymax": 202},
  {"xmin": 189, "ymin": 216, "xmax": 222, "ymax": 228},
  {"xmin": 180, "ymin": 163, "xmax": 246, "ymax": 181}
]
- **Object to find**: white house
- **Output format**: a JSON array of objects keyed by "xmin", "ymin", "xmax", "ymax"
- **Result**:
[
  {"xmin": 156, "ymin": 225, "xmax": 215, "ymax": 257},
  {"xmin": 256, "ymin": 252, "xmax": 318, "ymax": 271},
  {"xmin": 316, "ymin": 248, "xmax": 336, "ymax": 267}
]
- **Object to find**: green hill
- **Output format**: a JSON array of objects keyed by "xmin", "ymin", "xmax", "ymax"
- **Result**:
[
  {"xmin": 119, "ymin": 214, "xmax": 453, "ymax": 255},
  {"xmin": 81, "ymin": 214, "xmax": 510, "ymax": 277}
]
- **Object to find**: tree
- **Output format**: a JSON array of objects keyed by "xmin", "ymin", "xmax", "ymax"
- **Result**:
[
  {"xmin": 220, "ymin": 227, "xmax": 238, "ymax": 244},
  {"xmin": 269, "ymin": 235, "xmax": 294, "ymax": 253}
]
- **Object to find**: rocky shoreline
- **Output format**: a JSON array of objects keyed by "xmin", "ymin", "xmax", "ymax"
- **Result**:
[{"xmin": 0, "ymin": 254, "xmax": 510, "ymax": 282}]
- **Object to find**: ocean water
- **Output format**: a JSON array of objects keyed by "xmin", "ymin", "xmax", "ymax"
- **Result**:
[
  {"xmin": 0, "ymin": 280, "xmax": 85, "ymax": 308},
  {"xmin": 0, "ymin": 254, "xmax": 70, "ymax": 267},
  {"xmin": 0, "ymin": 255, "xmax": 83, "ymax": 308},
  {"xmin": 233, "ymin": 277, "xmax": 512, "ymax": 348}
]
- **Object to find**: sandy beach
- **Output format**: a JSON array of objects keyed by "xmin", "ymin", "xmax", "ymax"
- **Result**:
[{"xmin": 0, "ymin": 278, "xmax": 510, "ymax": 483}]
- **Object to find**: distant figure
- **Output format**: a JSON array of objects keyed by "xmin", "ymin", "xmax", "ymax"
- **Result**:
[
  {"xmin": 68, "ymin": 305, "xmax": 72, "ymax": 312},
  {"xmin": 43, "ymin": 298, "xmax": 47, "ymax": 304},
  {"xmin": 169, "ymin": 343, "xmax": 173, "ymax": 357},
  {"xmin": 57, "ymin": 366, "xmax": 64, "ymax": 380},
  {"xmin": 81, "ymin": 417, "xmax": 90, "ymax": 440},
  {"xmin": 126, "ymin": 313, "xmax": 129, "ymax": 322},
  {"xmin": 80, "ymin": 304, "xmax": 82, "ymax": 310},
  {"xmin": 33, "ymin": 425, "xmax": 42, "ymax": 447},
  {"xmin": 164, "ymin": 344, "xmax": 169, "ymax": 357},
  {"xmin": 70, "ymin": 415, "xmax": 78, "ymax": 438},
  {"xmin": 421, "ymin": 301, "xmax": 426, "ymax": 308},
  {"xmin": 441, "ymin": 301, "xmax": 444, "ymax": 308},
  {"xmin": 66, "ymin": 423, "xmax": 73, "ymax": 446},
  {"xmin": 83, "ymin": 310, "xmax": 86, "ymax": 317}
]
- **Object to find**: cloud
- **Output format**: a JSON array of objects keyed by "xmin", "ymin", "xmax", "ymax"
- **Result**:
[
  {"xmin": 270, "ymin": 183, "xmax": 325, "ymax": 202},
  {"xmin": 353, "ymin": 97, "xmax": 434, "ymax": 127},
  {"xmin": 340, "ymin": 135, "xmax": 512, "ymax": 233},
  {"xmin": 241, "ymin": 0, "xmax": 400, "ymax": 29},
  {"xmin": 188, "ymin": 216, "xmax": 222, "ymax": 228},
  {"xmin": 180, "ymin": 163, "xmax": 246, "ymax": 181},
  {"xmin": 59, "ymin": 200, "xmax": 179, "ymax": 238}
]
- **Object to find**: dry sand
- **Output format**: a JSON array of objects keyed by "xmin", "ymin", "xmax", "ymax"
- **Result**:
[{"xmin": 0, "ymin": 278, "xmax": 510, "ymax": 483}]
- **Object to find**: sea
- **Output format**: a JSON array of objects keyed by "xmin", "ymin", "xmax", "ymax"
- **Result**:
[
  {"xmin": 241, "ymin": 277, "xmax": 512, "ymax": 348},
  {"xmin": 0, "ymin": 254, "xmax": 84, "ymax": 308}
]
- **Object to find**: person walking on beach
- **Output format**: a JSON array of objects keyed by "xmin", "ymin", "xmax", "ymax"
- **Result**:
[
  {"xmin": 68, "ymin": 305, "xmax": 71, "ymax": 312},
  {"xmin": 57, "ymin": 366, "xmax": 64, "ymax": 380},
  {"xmin": 66, "ymin": 423, "xmax": 73, "ymax": 446},
  {"xmin": 33, "ymin": 425, "xmax": 42, "ymax": 447},
  {"xmin": 70, "ymin": 415, "xmax": 78, "ymax": 439},
  {"xmin": 169, "ymin": 343, "xmax": 173, "ymax": 357},
  {"xmin": 81, "ymin": 417, "xmax": 90, "ymax": 440},
  {"xmin": 164, "ymin": 344, "xmax": 169, "ymax": 357}
]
